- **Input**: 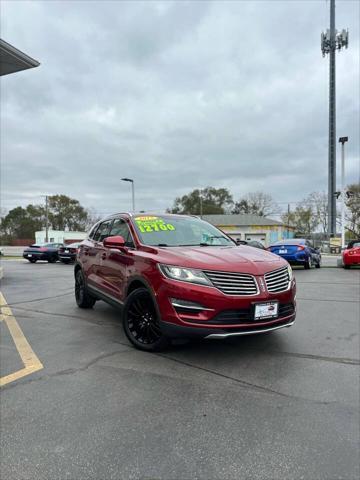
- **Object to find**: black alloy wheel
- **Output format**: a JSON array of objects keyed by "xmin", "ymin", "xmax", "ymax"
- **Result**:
[
  {"xmin": 123, "ymin": 288, "xmax": 169, "ymax": 352},
  {"xmin": 75, "ymin": 270, "xmax": 96, "ymax": 308}
]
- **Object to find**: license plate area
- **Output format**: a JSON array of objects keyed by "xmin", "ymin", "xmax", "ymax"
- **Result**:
[
  {"xmin": 253, "ymin": 301, "xmax": 279, "ymax": 320},
  {"xmin": 279, "ymin": 249, "xmax": 287, "ymax": 254}
]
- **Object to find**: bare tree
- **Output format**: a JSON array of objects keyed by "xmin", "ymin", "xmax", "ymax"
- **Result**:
[{"xmin": 233, "ymin": 192, "xmax": 279, "ymax": 217}]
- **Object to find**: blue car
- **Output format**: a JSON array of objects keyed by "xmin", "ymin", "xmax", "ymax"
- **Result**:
[{"xmin": 268, "ymin": 239, "xmax": 321, "ymax": 269}]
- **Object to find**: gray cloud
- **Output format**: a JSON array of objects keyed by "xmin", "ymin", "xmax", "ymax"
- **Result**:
[{"xmin": 1, "ymin": 0, "xmax": 359, "ymax": 218}]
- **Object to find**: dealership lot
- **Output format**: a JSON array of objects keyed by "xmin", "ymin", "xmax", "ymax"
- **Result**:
[{"xmin": 0, "ymin": 260, "xmax": 359, "ymax": 480}]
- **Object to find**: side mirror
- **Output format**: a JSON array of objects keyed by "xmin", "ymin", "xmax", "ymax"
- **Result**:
[{"xmin": 103, "ymin": 235, "xmax": 125, "ymax": 250}]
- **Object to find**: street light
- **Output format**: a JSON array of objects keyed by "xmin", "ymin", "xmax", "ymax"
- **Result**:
[
  {"xmin": 121, "ymin": 178, "xmax": 135, "ymax": 213},
  {"xmin": 338, "ymin": 136, "xmax": 348, "ymax": 248}
]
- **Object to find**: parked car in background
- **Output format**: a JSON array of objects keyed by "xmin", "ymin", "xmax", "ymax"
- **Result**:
[
  {"xmin": 75, "ymin": 213, "xmax": 296, "ymax": 352},
  {"xmin": 236, "ymin": 239, "xmax": 266, "ymax": 250},
  {"xmin": 342, "ymin": 240, "xmax": 360, "ymax": 269},
  {"xmin": 58, "ymin": 243, "xmax": 81, "ymax": 264},
  {"xmin": 268, "ymin": 239, "xmax": 321, "ymax": 269},
  {"xmin": 23, "ymin": 243, "xmax": 63, "ymax": 263},
  {"xmin": 0, "ymin": 247, "xmax": 3, "ymax": 256}
]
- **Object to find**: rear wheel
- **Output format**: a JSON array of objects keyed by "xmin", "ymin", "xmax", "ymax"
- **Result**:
[
  {"xmin": 48, "ymin": 256, "xmax": 57, "ymax": 263},
  {"xmin": 75, "ymin": 270, "xmax": 96, "ymax": 308},
  {"xmin": 61, "ymin": 259, "xmax": 70, "ymax": 264},
  {"xmin": 28, "ymin": 258, "xmax": 37, "ymax": 263},
  {"xmin": 304, "ymin": 257, "xmax": 312, "ymax": 269},
  {"xmin": 344, "ymin": 265, "xmax": 350, "ymax": 269},
  {"xmin": 123, "ymin": 288, "xmax": 170, "ymax": 352},
  {"xmin": 315, "ymin": 258, "xmax": 321, "ymax": 268}
]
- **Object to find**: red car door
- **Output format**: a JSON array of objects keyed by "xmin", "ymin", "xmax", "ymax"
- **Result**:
[{"xmin": 100, "ymin": 217, "xmax": 136, "ymax": 303}]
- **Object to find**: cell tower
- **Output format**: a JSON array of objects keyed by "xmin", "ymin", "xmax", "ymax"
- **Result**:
[{"xmin": 321, "ymin": 0, "xmax": 348, "ymax": 237}]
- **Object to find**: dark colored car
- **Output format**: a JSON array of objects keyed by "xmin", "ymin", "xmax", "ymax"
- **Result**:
[
  {"xmin": 23, "ymin": 243, "xmax": 63, "ymax": 263},
  {"xmin": 342, "ymin": 239, "xmax": 360, "ymax": 269},
  {"xmin": 236, "ymin": 239, "xmax": 266, "ymax": 250},
  {"xmin": 59, "ymin": 243, "xmax": 81, "ymax": 264},
  {"xmin": 268, "ymin": 239, "xmax": 321, "ymax": 269},
  {"xmin": 75, "ymin": 213, "xmax": 296, "ymax": 352}
]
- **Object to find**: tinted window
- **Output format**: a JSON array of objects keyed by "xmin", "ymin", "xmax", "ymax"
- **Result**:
[
  {"xmin": 93, "ymin": 220, "xmax": 112, "ymax": 242},
  {"xmin": 109, "ymin": 218, "xmax": 135, "ymax": 247},
  {"xmin": 89, "ymin": 223, "xmax": 100, "ymax": 239}
]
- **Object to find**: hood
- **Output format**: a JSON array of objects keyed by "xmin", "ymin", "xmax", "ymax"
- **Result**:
[{"xmin": 152, "ymin": 245, "xmax": 285, "ymax": 275}]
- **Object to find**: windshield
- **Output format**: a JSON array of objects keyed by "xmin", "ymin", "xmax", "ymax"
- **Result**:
[{"xmin": 133, "ymin": 215, "xmax": 233, "ymax": 247}]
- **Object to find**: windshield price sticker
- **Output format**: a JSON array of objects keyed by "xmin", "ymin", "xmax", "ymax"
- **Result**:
[{"xmin": 135, "ymin": 217, "xmax": 176, "ymax": 233}]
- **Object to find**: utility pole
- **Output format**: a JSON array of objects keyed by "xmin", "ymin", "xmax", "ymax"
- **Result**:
[
  {"xmin": 339, "ymin": 136, "xmax": 348, "ymax": 248},
  {"xmin": 287, "ymin": 203, "xmax": 290, "ymax": 239},
  {"xmin": 41, "ymin": 195, "xmax": 49, "ymax": 242},
  {"xmin": 321, "ymin": 0, "xmax": 348, "ymax": 238},
  {"xmin": 199, "ymin": 189, "xmax": 203, "ymax": 218}
]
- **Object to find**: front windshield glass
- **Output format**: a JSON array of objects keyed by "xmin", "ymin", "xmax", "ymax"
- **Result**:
[{"xmin": 133, "ymin": 215, "xmax": 233, "ymax": 247}]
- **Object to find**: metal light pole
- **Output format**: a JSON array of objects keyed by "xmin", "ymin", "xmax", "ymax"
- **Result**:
[
  {"xmin": 121, "ymin": 178, "xmax": 135, "ymax": 213},
  {"xmin": 41, "ymin": 195, "xmax": 49, "ymax": 242},
  {"xmin": 339, "ymin": 136, "xmax": 348, "ymax": 248},
  {"xmin": 321, "ymin": 0, "xmax": 348, "ymax": 238}
]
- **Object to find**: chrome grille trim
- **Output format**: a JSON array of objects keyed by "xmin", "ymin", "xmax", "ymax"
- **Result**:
[
  {"xmin": 203, "ymin": 270, "xmax": 259, "ymax": 296},
  {"xmin": 264, "ymin": 267, "xmax": 291, "ymax": 293}
]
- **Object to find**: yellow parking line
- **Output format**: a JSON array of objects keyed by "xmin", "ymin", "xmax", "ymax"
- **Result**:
[{"xmin": 0, "ymin": 292, "xmax": 43, "ymax": 387}]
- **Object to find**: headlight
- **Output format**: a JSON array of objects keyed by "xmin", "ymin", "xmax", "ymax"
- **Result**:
[
  {"xmin": 287, "ymin": 264, "xmax": 293, "ymax": 281},
  {"xmin": 158, "ymin": 264, "xmax": 212, "ymax": 286}
]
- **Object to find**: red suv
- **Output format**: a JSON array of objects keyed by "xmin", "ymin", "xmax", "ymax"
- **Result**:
[{"xmin": 75, "ymin": 213, "xmax": 296, "ymax": 351}]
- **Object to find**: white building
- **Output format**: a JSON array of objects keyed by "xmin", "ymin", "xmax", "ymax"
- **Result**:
[{"xmin": 35, "ymin": 230, "xmax": 87, "ymax": 245}]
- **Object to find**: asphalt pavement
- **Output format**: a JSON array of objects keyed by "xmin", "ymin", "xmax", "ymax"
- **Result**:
[{"xmin": 0, "ymin": 260, "xmax": 359, "ymax": 480}]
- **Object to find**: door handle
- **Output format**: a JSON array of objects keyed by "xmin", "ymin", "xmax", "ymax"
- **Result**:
[{"xmin": 101, "ymin": 253, "xmax": 107, "ymax": 260}]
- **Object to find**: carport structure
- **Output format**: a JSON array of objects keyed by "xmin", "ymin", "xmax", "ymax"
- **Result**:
[{"xmin": 0, "ymin": 38, "xmax": 39, "ymax": 76}]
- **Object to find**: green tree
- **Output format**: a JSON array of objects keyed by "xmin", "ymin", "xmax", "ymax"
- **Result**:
[
  {"xmin": 168, "ymin": 187, "xmax": 233, "ymax": 215},
  {"xmin": 0, "ymin": 205, "xmax": 45, "ymax": 241},
  {"xmin": 345, "ymin": 183, "xmax": 360, "ymax": 237},
  {"xmin": 48, "ymin": 195, "xmax": 89, "ymax": 231},
  {"xmin": 281, "ymin": 204, "xmax": 318, "ymax": 237},
  {"xmin": 232, "ymin": 192, "xmax": 279, "ymax": 217}
]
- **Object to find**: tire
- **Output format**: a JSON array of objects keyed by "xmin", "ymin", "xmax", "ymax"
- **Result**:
[
  {"xmin": 123, "ymin": 288, "xmax": 170, "ymax": 352},
  {"xmin": 48, "ymin": 256, "xmax": 57, "ymax": 263},
  {"xmin": 315, "ymin": 261, "xmax": 321, "ymax": 268},
  {"xmin": 344, "ymin": 265, "xmax": 350, "ymax": 269},
  {"xmin": 75, "ymin": 270, "xmax": 96, "ymax": 308},
  {"xmin": 61, "ymin": 259, "xmax": 70, "ymax": 264},
  {"xmin": 304, "ymin": 256, "xmax": 312, "ymax": 269},
  {"xmin": 28, "ymin": 258, "xmax": 37, "ymax": 263}
]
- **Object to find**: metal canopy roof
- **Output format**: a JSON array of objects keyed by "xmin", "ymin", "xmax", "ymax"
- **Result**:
[{"xmin": 0, "ymin": 39, "xmax": 40, "ymax": 76}]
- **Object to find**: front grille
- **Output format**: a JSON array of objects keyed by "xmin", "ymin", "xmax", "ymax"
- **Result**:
[
  {"xmin": 200, "ymin": 303, "xmax": 295, "ymax": 325},
  {"xmin": 264, "ymin": 267, "xmax": 290, "ymax": 293},
  {"xmin": 203, "ymin": 270, "xmax": 258, "ymax": 296}
]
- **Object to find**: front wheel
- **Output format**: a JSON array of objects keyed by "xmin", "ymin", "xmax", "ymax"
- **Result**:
[
  {"xmin": 28, "ymin": 258, "xmax": 37, "ymax": 263},
  {"xmin": 48, "ymin": 256, "xmax": 57, "ymax": 263},
  {"xmin": 344, "ymin": 265, "xmax": 350, "ymax": 269},
  {"xmin": 75, "ymin": 270, "xmax": 96, "ymax": 308},
  {"xmin": 123, "ymin": 288, "xmax": 170, "ymax": 352}
]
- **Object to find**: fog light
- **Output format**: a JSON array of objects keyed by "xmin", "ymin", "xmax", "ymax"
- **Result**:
[{"xmin": 170, "ymin": 298, "xmax": 213, "ymax": 313}]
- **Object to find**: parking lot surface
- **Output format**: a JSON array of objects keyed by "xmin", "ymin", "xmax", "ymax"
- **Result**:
[{"xmin": 1, "ymin": 260, "xmax": 359, "ymax": 480}]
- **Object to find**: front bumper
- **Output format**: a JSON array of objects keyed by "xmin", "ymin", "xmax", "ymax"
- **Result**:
[{"xmin": 154, "ymin": 275, "xmax": 296, "ymax": 338}]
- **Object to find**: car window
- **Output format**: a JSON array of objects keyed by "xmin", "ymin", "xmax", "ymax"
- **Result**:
[
  {"xmin": 93, "ymin": 220, "xmax": 113, "ymax": 242},
  {"xmin": 109, "ymin": 218, "xmax": 135, "ymax": 248},
  {"xmin": 88, "ymin": 223, "xmax": 99, "ymax": 239},
  {"xmin": 133, "ymin": 215, "xmax": 233, "ymax": 247}
]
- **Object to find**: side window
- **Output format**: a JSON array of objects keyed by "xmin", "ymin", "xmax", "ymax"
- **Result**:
[
  {"xmin": 93, "ymin": 220, "xmax": 112, "ymax": 242},
  {"xmin": 109, "ymin": 218, "xmax": 135, "ymax": 248},
  {"xmin": 88, "ymin": 223, "xmax": 99, "ymax": 240}
]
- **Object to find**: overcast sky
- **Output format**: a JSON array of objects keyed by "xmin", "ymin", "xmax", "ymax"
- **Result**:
[{"xmin": 1, "ymin": 0, "xmax": 359, "ymax": 217}]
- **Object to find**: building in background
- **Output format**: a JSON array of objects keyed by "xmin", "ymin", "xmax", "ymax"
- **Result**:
[
  {"xmin": 202, "ymin": 214, "xmax": 295, "ymax": 246},
  {"xmin": 35, "ymin": 230, "xmax": 87, "ymax": 245}
]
